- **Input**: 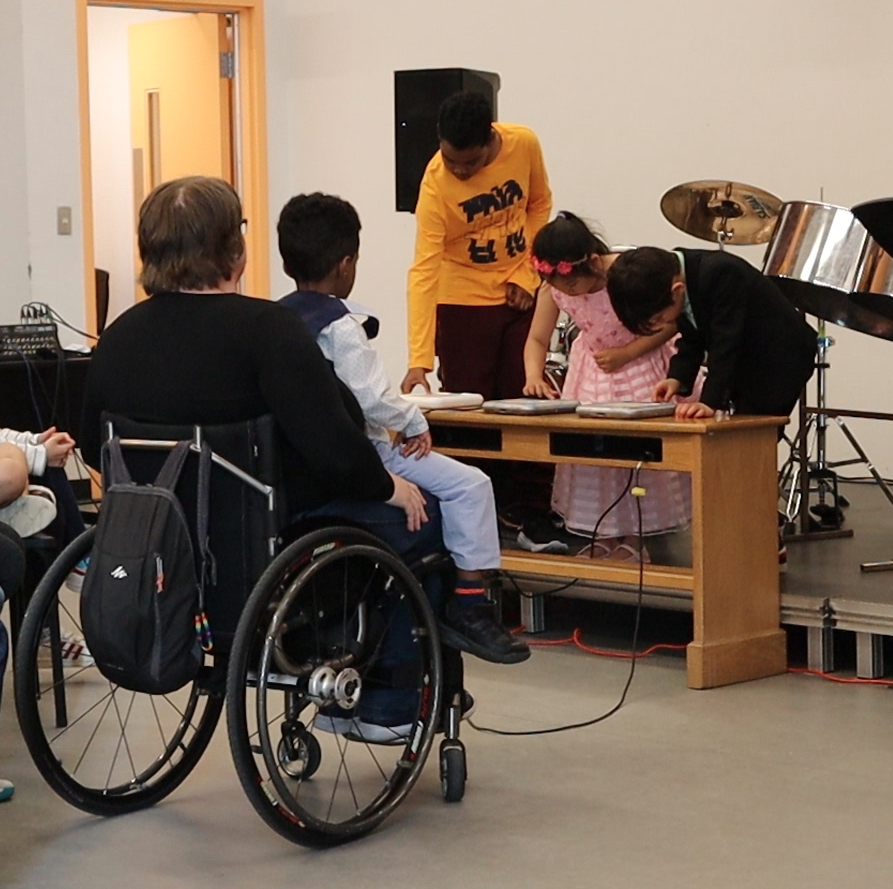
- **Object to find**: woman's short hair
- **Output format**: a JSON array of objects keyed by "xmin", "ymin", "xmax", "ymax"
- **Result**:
[{"xmin": 138, "ymin": 176, "xmax": 244, "ymax": 295}]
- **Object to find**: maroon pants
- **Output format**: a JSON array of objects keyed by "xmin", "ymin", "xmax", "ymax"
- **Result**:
[
  {"xmin": 435, "ymin": 302, "xmax": 551, "ymax": 512},
  {"xmin": 435, "ymin": 303, "xmax": 534, "ymax": 400}
]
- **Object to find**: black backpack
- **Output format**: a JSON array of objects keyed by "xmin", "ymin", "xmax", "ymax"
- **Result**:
[{"xmin": 80, "ymin": 437, "xmax": 213, "ymax": 694}]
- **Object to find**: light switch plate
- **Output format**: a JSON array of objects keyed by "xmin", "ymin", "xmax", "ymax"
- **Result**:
[{"xmin": 57, "ymin": 206, "xmax": 72, "ymax": 235}]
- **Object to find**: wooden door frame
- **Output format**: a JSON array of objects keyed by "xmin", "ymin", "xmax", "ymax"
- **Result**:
[{"xmin": 76, "ymin": 0, "xmax": 270, "ymax": 333}]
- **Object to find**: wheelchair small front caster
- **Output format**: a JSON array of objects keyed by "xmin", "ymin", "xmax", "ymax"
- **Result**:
[
  {"xmin": 440, "ymin": 738, "xmax": 466, "ymax": 802},
  {"xmin": 278, "ymin": 731, "xmax": 321, "ymax": 780}
]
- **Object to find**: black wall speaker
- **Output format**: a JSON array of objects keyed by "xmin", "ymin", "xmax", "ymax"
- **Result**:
[{"xmin": 394, "ymin": 67, "xmax": 501, "ymax": 213}]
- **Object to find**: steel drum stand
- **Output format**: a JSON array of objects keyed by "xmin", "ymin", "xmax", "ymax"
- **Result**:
[
  {"xmin": 781, "ymin": 324, "xmax": 893, "ymax": 569},
  {"xmin": 780, "ymin": 327, "xmax": 854, "ymax": 543}
]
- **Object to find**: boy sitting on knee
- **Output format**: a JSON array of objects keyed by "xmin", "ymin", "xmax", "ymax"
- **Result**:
[{"xmin": 276, "ymin": 192, "xmax": 528, "ymax": 665}]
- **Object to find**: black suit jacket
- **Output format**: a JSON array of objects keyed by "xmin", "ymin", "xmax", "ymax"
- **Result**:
[{"xmin": 668, "ymin": 249, "xmax": 816, "ymax": 415}]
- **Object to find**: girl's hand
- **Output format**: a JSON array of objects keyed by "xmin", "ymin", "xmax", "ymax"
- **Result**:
[
  {"xmin": 522, "ymin": 377, "xmax": 559, "ymax": 399},
  {"xmin": 386, "ymin": 473, "xmax": 429, "ymax": 531},
  {"xmin": 653, "ymin": 379, "xmax": 681, "ymax": 402},
  {"xmin": 593, "ymin": 347, "xmax": 631, "ymax": 373},
  {"xmin": 398, "ymin": 430, "xmax": 432, "ymax": 459},
  {"xmin": 675, "ymin": 401, "xmax": 715, "ymax": 420},
  {"xmin": 44, "ymin": 431, "xmax": 75, "ymax": 467}
]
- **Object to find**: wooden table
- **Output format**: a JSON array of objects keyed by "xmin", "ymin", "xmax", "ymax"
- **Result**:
[{"xmin": 426, "ymin": 409, "xmax": 786, "ymax": 689}]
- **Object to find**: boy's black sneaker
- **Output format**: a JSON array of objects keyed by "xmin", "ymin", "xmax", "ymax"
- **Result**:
[
  {"xmin": 439, "ymin": 600, "xmax": 530, "ymax": 665},
  {"xmin": 517, "ymin": 511, "xmax": 570, "ymax": 554}
]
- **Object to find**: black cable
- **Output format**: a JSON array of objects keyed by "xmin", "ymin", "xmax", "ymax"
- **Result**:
[
  {"xmin": 21, "ymin": 301, "xmax": 98, "ymax": 342},
  {"xmin": 500, "ymin": 467, "xmax": 636, "ymax": 599},
  {"xmin": 470, "ymin": 464, "xmax": 649, "ymax": 737}
]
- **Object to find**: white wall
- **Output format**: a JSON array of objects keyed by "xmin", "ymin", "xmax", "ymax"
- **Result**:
[
  {"xmin": 263, "ymin": 0, "xmax": 893, "ymax": 476},
  {"xmin": 87, "ymin": 6, "xmax": 184, "ymax": 325},
  {"xmin": 0, "ymin": 0, "xmax": 31, "ymax": 313},
  {"xmin": 18, "ymin": 0, "xmax": 84, "ymax": 342},
  {"xmin": 6, "ymin": 0, "xmax": 893, "ymax": 474}
]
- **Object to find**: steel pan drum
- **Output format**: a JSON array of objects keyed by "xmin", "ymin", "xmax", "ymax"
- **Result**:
[
  {"xmin": 762, "ymin": 201, "xmax": 893, "ymax": 340},
  {"xmin": 852, "ymin": 198, "xmax": 893, "ymax": 258},
  {"xmin": 851, "ymin": 238, "xmax": 893, "ymax": 320}
]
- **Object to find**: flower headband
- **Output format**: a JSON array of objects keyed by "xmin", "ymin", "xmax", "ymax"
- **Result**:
[{"xmin": 531, "ymin": 255, "xmax": 588, "ymax": 276}]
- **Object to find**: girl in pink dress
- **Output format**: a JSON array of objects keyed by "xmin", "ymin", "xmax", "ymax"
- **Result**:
[{"xmin": 523, "ymin": 212, "xmax": 696, "ymax": 559}]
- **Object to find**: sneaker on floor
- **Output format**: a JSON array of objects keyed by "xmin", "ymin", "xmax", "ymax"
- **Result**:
[
  {"xmin": 0, "ymin": 486, "xmax": 56, "ymax": 539},
  {"xmin": 65, "ymin": 557, "xmax": 90, "ymax": 593},
  {"xmin": 439, "ymin": 599, "xmax": 530, "ymax": 664},
  {"xmin": 38, "ymin": 628, "xmax": 94, "ymax": 668},
  {"xmin": 0, "ymin": 778, "xmax": 14, "ymax": 803},
  {"xmin": 517, "ymin": 511, "xmax": 570, "ymax": 554}
]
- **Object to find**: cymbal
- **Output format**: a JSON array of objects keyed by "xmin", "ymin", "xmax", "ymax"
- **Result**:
[{"xmin": 660, "ymin": 180, "xmax": 783, "ymax": 245}]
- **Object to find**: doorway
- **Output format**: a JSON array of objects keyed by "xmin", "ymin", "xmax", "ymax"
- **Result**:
[{"xmin": 77, "ymin": 0, "xmax": 269, "ymax": 332}]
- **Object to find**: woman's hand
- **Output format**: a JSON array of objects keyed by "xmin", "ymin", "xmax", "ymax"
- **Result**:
[
  {"xmin": 522, "ymin": 377, "xmax": 559, "ymax": 399},
  {"xmin": 398, "ymin": 430, "xmax": 432, "ymax": 459},
  {"xmin": 400, "ymin": 367, "xmax": 431, "ymax": 394},
  {"xmin": 386, "ymin": 473, "xmax": 429, "ymax": 531},
  {"xmin": 593, "ymin": 346, "xmax": 632, "ymax": 373},
  {"xmin": 653, "ymin": 379, "xmax": 681, "ymax": 402}
]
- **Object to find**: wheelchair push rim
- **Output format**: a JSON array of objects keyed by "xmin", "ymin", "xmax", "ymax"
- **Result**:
[{"xmin": 226, "ymin": 526, "xmax": 443, "ymax": 847}]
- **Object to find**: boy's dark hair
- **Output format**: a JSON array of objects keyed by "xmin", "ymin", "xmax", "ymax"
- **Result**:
[
  {"xmin": 606, "ymin": 247, "xmax": 681, "ymax": 336},
  {"xmin": 277, "ymin": 193, "xmax": 361, "ymax": 283},
  {"xmin": 531, "ymin": 212, "xmax": 610, "ymax": 269},
  {"xmin": 437, "ymin": 91, "xmax": 493, "ymax": 150}
]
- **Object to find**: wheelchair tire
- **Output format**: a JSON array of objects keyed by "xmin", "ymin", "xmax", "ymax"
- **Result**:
[
  {"xmin": 440, "ymin": 739, "xmax": 466, "ymax": 803},
  {"xmin": 14, "ymin": 529, "xmax": 224, "ymax": 816},
  {"xmin": 226, "ymin": 526, "xmax": 442, "ymax": 847}
]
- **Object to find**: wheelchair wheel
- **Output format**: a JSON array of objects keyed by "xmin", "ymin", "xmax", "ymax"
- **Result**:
[
  {"xmin": 14, "ymin": 529, "xmax": 225, "ymax": 816},
  {"xmin": 227, "ymin": 526, "xmax": 442, "ymax": 847}
]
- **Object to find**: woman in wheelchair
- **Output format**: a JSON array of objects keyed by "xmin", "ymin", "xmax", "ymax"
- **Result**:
[{"xmin": 11, "ymin": 175, "xmax": 525, "ymax": 844}]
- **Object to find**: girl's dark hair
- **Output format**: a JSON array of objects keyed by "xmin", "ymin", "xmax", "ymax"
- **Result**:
[
  {"xmin": 437, "ymin": 91, "xmax": 493, "ymax": 149},
  {"xmin": 138, "ymin": 176, "xmax": 243, "ymax": 295},
  {"xmin": 606, "ymin": 247, "xmax": 681, "ymax": 335},
  {"xmin": 531, "ymin": 211, "xmax": 610, "ymax": 271},
  {"xmin": 277, "ymin": 192, "xmax": 361, "ymax": 282}
]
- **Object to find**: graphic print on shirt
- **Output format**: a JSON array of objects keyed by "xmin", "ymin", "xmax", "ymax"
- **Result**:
[{"xmin": 459, "ymin": 179, "xmax": 527, "ymax": 265}]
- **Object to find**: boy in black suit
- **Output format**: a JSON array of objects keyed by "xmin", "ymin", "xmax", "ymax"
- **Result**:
[{"xmin": 606, "ymin": 246, "xmax": 816, "ymax": 420}]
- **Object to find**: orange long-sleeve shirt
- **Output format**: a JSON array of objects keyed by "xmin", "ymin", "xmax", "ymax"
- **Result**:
[{"xmin": 406, "ymin": 122, "xmax": 552, "ymax": 370}]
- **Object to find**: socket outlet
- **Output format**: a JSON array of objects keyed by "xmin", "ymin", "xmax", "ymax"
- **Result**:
[{"xmin": 57, "ymin": 206, "xmax": 72, "ymax": 235}]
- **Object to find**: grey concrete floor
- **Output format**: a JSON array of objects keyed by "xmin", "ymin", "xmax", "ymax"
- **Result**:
[{"xmin": 4, "ymin": 481, "xmax": 893, "ymax": 888}]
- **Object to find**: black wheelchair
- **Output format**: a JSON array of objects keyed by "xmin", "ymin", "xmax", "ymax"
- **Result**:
[{"xmin": 14, "ymin": 415, "xmax": 469, "ymax": 847}]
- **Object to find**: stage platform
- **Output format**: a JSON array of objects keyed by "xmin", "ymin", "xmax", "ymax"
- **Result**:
[{"xmin": 502, "ymin": 479, "xmax": 893, "ymax": 680}]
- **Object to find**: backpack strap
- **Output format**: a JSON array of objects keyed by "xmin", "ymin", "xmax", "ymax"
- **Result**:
[
  {"xmin": 152, "ymin": 440, "xmax": 193, "ymax": 491},
  {"xmin": 100, "ymin": 437, "xmax": 134, "ymax": 488}
]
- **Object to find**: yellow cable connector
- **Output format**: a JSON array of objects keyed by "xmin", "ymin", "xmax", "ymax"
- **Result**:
[{"xmin": 631, "ymin": 486, "xmax": 647, "ymax": 498}]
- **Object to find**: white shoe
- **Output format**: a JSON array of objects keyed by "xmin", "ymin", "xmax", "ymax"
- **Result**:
[
  {"xmin": 0, "ymin": 485, "xmax": 57, "ymax": 538},
  {"xmin": 39, "ymin": 629, "xmax": 94, "ymax": 668}
]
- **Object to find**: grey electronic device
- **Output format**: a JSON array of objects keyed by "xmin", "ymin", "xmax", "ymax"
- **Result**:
[
  {"xmin": 481, "ymin": 398, "xmax": 580, "ymax": 415},
  {"xmin": 575, "ymin": 402, "xmax": 676, "ymax": 419}
]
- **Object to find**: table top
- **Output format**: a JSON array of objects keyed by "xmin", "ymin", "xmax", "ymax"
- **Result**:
[{"xmin": 425, "ymin": 408, "xmax": 787, "ymax": 437}]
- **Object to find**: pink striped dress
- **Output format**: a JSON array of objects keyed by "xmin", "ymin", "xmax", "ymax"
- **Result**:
[{"xmin": 550, "ymin": 285, "xmax": 693, "ymax": 538}]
